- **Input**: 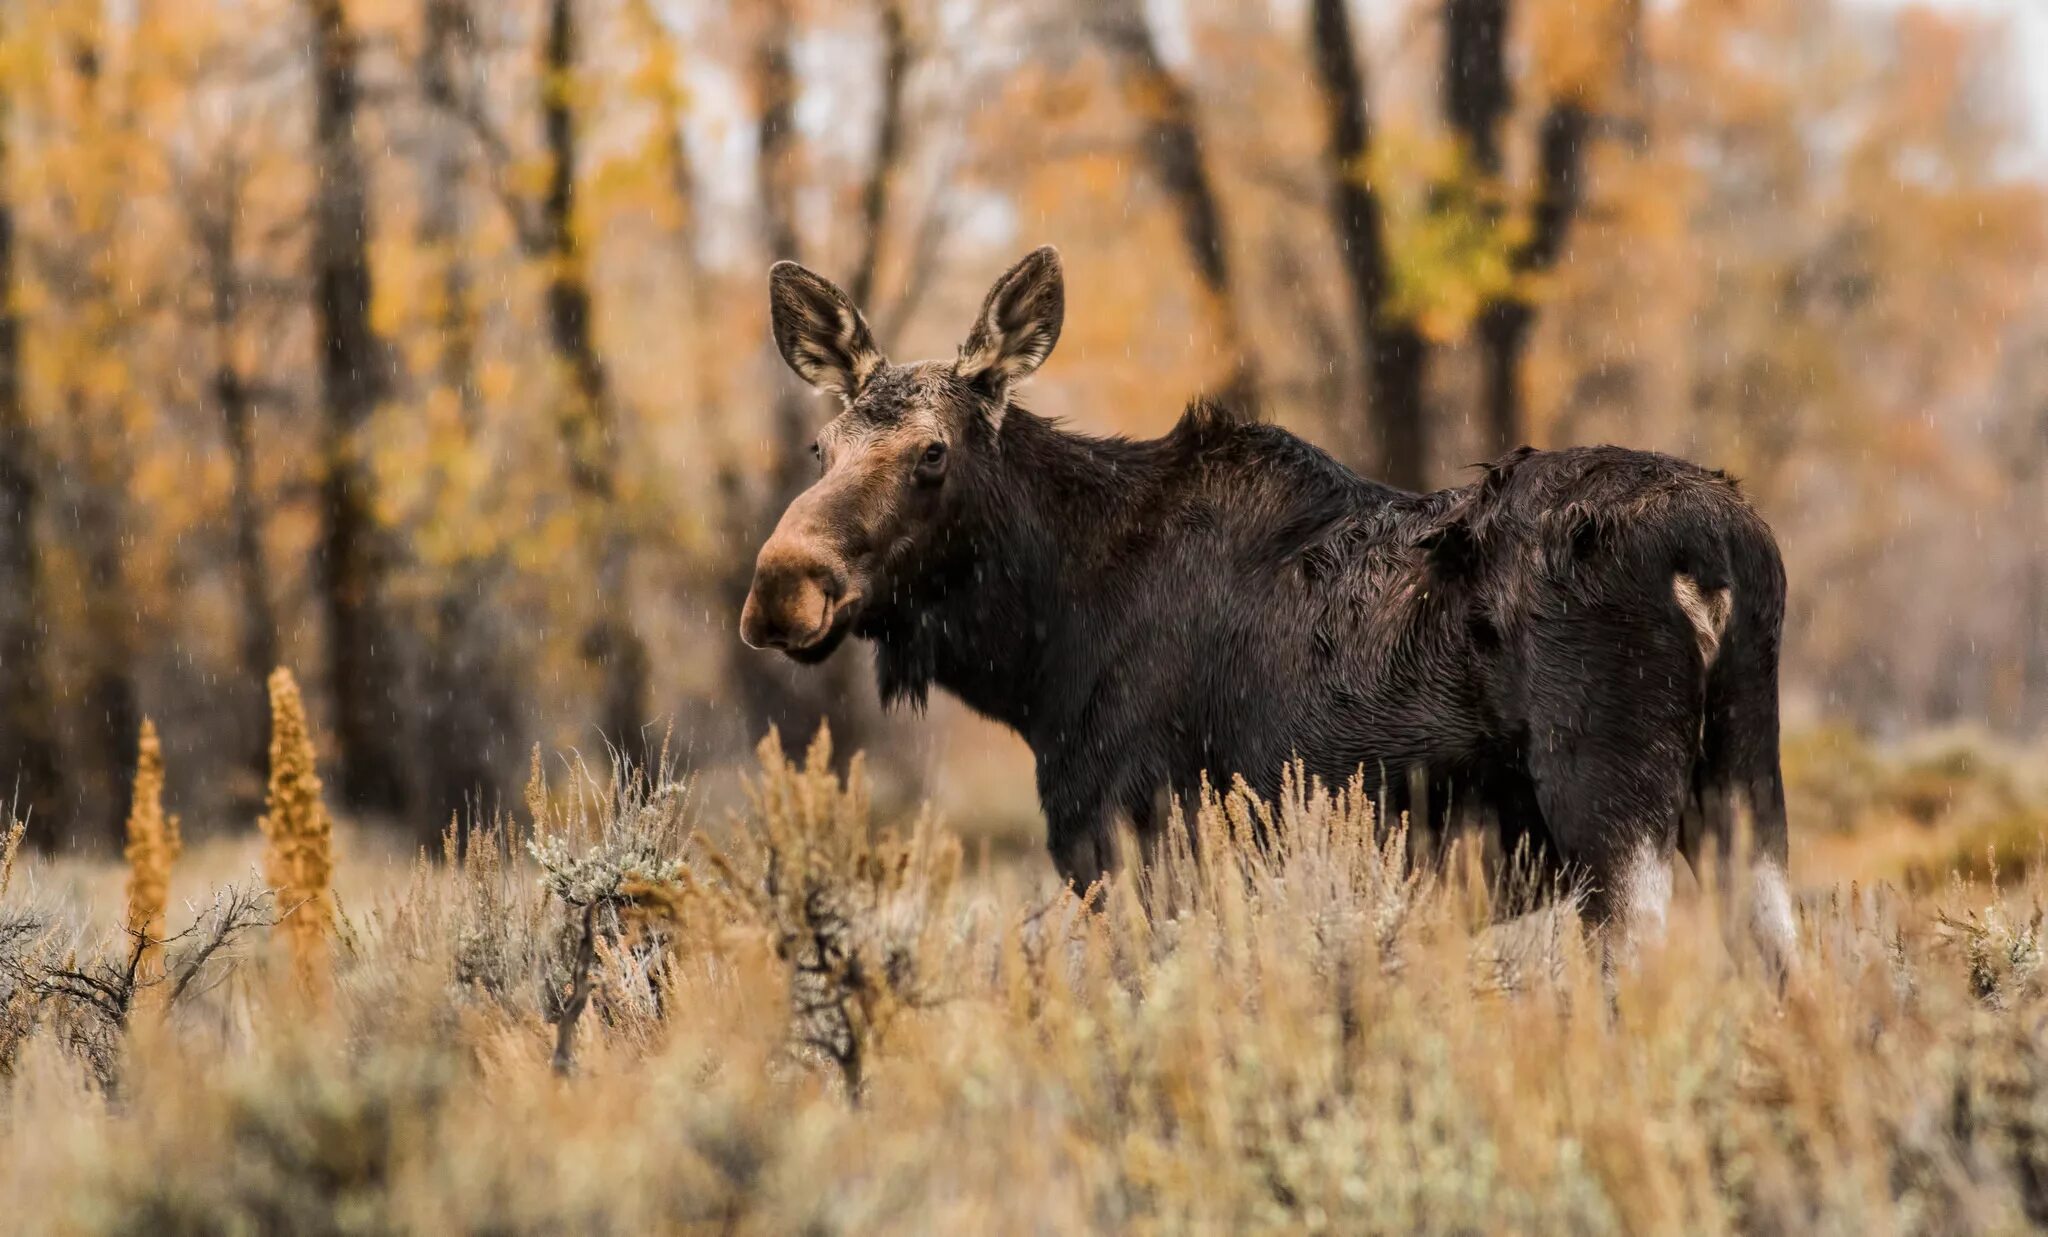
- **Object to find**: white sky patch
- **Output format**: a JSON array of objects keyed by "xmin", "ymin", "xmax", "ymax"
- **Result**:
[{"xmin": 1853, "ymin": 0, "xmax": 2048, "ymax": 163}]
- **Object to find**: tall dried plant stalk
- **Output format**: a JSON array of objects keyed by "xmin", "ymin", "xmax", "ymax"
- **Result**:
[
  {"xmin": 258, "ymin": 668, "xmax": 335, "ymax": 990},
  {"xmin": 122, "ymin": 718, "xmax": 182, "ymax": 961},
  {"xmin": 0, "ymin": 815, "xmax": 22, "ymax": 902}
]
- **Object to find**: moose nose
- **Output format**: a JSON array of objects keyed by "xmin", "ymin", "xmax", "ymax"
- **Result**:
[{"xmin": 740, "ymin": 548, "xmax": 846, "ymax": 651}]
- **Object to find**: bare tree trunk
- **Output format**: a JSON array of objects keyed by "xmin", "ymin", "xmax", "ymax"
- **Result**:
[
  {"xmin": 540, "ymin": 0, "xmax": 649, "ymax": 755},
  {"xmin": 0, "ymin": 68, "xmax": 63, "ymax": 837},
  {"xmin": 55, "ymin": 27, "xmax": 141, "ymax": 848},
  {"xmin": 846, "ymin": 0, "xmax": 909, "ymax": 310},
  {"xmin": 2023, "ymin": 403, "xmax": 2048, "ymax": 733},
  {"xmin": 423, "ymin": 0, "xmax": 482, "ymax": 436},
  {"xmin": 1476, "ymin": 104, "xmax": 1589, "ymax": 455},
  {"xmin": 216, "ymin": 306, "xmax": 278, "ymax": 800},
  {"xmin": 183, "ymin": 145, "xmax": 279, "ymax": 817},
  {"xmin": 306, "ymin": 0, "xmax": 409, "ymax": 815},
  {"xmin": 1445, "ymin": 0, "xmax": 1594, "ymax": 456},
  {"xmin": 1307, "ymin": 0, "xmax": 1430, "ymax": 490},
  {"xmin": 71, "ymin": 385, "xmax": 140, "ymax": 849},
  {"xmin": 628, "ymin": 0, "xmax": 726, "ymax": 471},
  {"xmin": 414, "ymin": 0, "xmax": 515, "ymax": 830},
  {"xmin": 725, "ymin": 0, "xmax": 875, "ymax": 760},
  {"xmin": 1443, "ymin": 0, "xmax": 1510, "ymax": 177},
  {"xmin": 1091, "ymin": 0, "xmax": 1259, "ymax": 414}
]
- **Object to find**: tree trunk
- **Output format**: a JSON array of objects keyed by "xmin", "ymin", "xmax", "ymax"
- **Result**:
[
  {"xmin": 57, "ymin": 27, "xmax": 141, "ymax": 848},
  {"xmin": 2023, "ymin": 403, "xmax": 2048, "ymax": 733},
  {"xmin": 0, "ymin": 70, "xmax": 63, "ymax": 839},
  {"xmin": 627, "ymin": 0, "xmax": 721, "ymax": 427},
  {"xmin": 218, "ymin": 337, "xmax": 279, "ymax": 803},
  {"xmin": 724, "ymin": 0, "xmax": 876, "ymax": 761},
  {"xmin": 189, "ymin": 148, "xmax": 281, "ymax": 818},
  {"xmin": 1474, "ymin": 102, "xmax": 1589, "ymax": 454},
  {"xmin": 846, "ymin": 0, "xmax": 909, "ymax": 310},
  {"xmin": 72, "ymin": 384, "xmax": 140, "ymax": 850},
  {"xmin": 306, "ymin": 0, "xmax": 409, "ymax": 815},
  {"xmin": 1445, "ymin": 0, "xmax": 1595, "ymax": 457},
  {"xmin": 540, "ymin": 0, "xmax": 649, "ymax": 756},
  {"xmin": 1307, "ymin": 0, "xmax": 1430, "ymax": 490},
  {"xmin": 1443, "ymin": 0, "xmax": 1510, "ymax": 177},
  {"xmin": 1091, "ymin": 0, "xmax": 1259, "ymax": 414},
  {"xmin": 423, "ymin": 0, "xmax": 482, "ymax": 435},
  {"xmin": 415, "ymin": 0, "xmax": 514, "ymax": 830}
]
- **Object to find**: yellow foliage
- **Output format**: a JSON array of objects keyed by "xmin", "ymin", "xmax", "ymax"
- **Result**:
[
  {"xmin": 1528, "ymin": 0, "xmax": 1634, "ymax": 104},
  {"xmin": 1360, "ymin": 130, "xmax": 1525, "ymax": 341}
]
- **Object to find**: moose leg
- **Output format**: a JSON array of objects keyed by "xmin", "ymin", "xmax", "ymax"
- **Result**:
[
  {"xmin": 1050, "ymin": 822, "xmax": 1112, "ymax": 898},
  {"xmin": 1040, "ymin": 762, "xmax": 1119, "ymax": 897},
  {"xmin": 1519, "ymin": 611, "xmax": 1704, "ymax": 975},
  {"xmin": 1684, "ymin": 600, "xmax": 1797, "ymax": 985}
]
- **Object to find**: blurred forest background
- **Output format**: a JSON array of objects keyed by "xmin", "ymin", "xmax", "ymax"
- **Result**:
[{"xmin": 0, "ymin": 0, "xmax": 2043, "ymax": 853}]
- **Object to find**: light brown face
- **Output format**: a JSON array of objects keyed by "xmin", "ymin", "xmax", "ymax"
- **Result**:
[
  {"xmin": 740, "ymin": 248, "xmax": 1065, "ymax": 659},
  {"xmin": 739, "ymin": 366, "xmax": 962, "ymax": 657}
]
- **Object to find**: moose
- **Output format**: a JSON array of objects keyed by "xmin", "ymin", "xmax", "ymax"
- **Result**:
[{"xmin": 741, "ymin": 245, "xmax": 1794, "ymax": 971}]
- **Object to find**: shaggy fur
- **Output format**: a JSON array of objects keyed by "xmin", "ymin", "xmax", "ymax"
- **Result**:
[{"xmin": 745, "ymin": 248, "xmax": 1791, "ymax": 953}]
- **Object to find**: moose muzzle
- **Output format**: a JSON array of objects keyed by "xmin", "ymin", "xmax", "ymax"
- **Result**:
[{"xmin": 740, "ymin": 538, "xmax": 852, "ymax": 653}]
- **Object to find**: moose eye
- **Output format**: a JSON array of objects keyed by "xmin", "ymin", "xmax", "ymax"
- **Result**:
[
  {"xmin": 914, "ymin": 440, "xmax": 948, "ymax": 483},
  {"xmin": 922, "ymin": 442, "xmax": 946, "ymax": 465}
]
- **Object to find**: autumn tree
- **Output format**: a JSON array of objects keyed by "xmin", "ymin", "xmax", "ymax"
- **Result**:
[
  {"xmin": 1090, "ymin": 0, "xmax": 1259, "ymax": 413},
  {"xmin": 1446, "ymin": 0, "xmax": 1607, "ymax": 455},
  {"xmin": 0, "ymin": 11, "xmax": 62, "ymax": 836},
  {"xmin": 305, "ymin": 0, "xmax": 409, "ymax": 815},
  {"xmin": 407, "ymin": 0, "xmax": 519, "ymax": 828},
  {"xmin": 721, "ymin": 0, "xmax": 897, "ymax": 762},
  {"xmin": 421, "ymin": 0, "xmax": 649, "ymax": 760},
  {"xmin": 192, "ymin": 152, "xmax": 281, "ymax": 813},
  {"xmin": 847, "ymin": 0, "xmax": 909, "ymax": 310},
  {"xmin": 164, "ymin": 23, "xmax": 305, "ymax": 819},
  {"xmin": 537, "ymin": 0, "xmax": 649, "ymax": 753},
  {"xmin": 39, "ymin": 2, "xmax": 149, "ymax": 845},
  {"xmin": 1307, "ymin": 0, "xmax": 1430, "ymax": 488}
]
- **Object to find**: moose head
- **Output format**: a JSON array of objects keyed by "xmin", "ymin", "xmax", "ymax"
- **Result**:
[{"xmin": 739, "ymin": 246, "xmax": 1065, "ymax": 660}]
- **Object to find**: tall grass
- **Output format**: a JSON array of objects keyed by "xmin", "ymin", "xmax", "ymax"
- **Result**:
[{"xmin": 0, "ymin": 731, "xmax": 2046, "ymax": 1232}]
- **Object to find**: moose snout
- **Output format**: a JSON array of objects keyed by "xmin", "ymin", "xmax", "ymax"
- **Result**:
[{"xmin": 740, "ymin": 544, "xmax": 849, "ymax": 652}]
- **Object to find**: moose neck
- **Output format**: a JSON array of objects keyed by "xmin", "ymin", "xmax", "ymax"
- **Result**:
[{"xmin": 866, "ymin": 408, "xmax": 1159, "ymax": 743}]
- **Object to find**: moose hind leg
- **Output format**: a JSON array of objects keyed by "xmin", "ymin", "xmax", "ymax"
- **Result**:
[{"xmin": 1520, "ymin": 611, "xmax": 1703, "ymax": 974}]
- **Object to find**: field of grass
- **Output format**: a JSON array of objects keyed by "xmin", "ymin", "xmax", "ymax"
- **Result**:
[{"xmin": 5, "ymin": 690, "xmax": 2048, "ymax": 1234}]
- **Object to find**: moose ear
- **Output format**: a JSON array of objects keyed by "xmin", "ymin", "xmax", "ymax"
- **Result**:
[
  {"xmin": 955, "ymin": 246, "xmax": 1064, "ymax": 416},
  {"xmin": 769, "ymin": 260, "xmax": 884, "ymax": 400}
]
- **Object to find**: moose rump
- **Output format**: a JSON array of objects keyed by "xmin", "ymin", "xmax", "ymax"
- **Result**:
[
  {"xmin": 739, "ymin": 244, "xmax": 1795, "ymax": 976},
  {"xmin": 1394, "ymin": 446, "xmax": 1792, "ymax": 970}
]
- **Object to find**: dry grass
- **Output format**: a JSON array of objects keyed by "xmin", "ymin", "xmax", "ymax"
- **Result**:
[{"xmin": 0, "ymin": 731, "xmax": 2047, "ymax": 1233}]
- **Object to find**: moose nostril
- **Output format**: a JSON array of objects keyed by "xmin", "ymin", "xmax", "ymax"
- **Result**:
[{"xmin": 742, "ymin": 548, "xmax": 845, "ymax": 652}]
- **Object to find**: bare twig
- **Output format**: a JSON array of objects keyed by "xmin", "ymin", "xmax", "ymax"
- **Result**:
[
  {"xmin": 165, "ymin": 885, "xmax": 278, "ymax": 1006},
  {"xmin": 551, "ymin": 901, "xmax": 599, "ymax": 1075}
]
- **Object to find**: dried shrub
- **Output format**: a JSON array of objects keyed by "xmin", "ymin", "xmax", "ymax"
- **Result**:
[
  {"xmin": 526, "ymin": 743, "xmax": 697, "ymax": 1073},
  {"xmin": 258, "ymin": 668, "xmax": 335, "ymax": 992},
  {"xmin": 7, "ymin": 884, "xmax": 273, "ymax": 1095},
  {"xmin": 121, "ymin": 718, "xmax": 181, "ymax": 960},
  {"xmin": 702, "ymin": 728, "xmax": 961, "ymax": 1100},
  {"xmin": 18, "ymin": 732, "xmax": 2048, "ymax": 1234}
]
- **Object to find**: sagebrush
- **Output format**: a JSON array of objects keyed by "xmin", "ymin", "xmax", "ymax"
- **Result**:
[{"xmin": 1, "ymin": 731, "xmax": 2047, "ymax": 1234}]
